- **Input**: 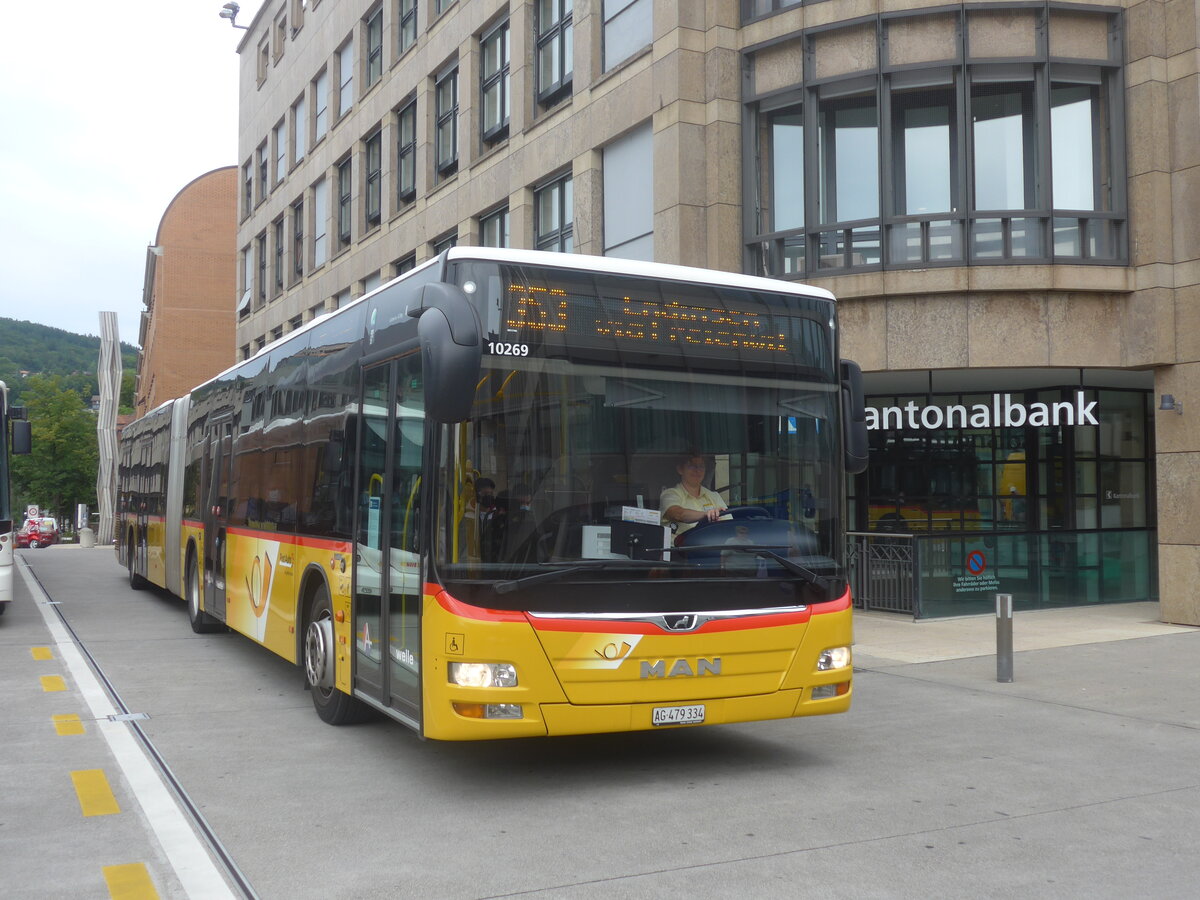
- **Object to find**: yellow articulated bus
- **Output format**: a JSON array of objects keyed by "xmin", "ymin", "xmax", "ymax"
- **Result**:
[{"xmin": 117, "ymin": 248, "xmax": 868, "ymax": 740}]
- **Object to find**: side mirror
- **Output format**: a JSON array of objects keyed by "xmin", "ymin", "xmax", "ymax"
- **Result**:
[
  {"xmin": 408, "ymin": 282, "xmax": 483, "ymax": 423},
  {"xmin": 10, "ymin": 419, "xmax": 31, "ymax": 455},
  {"xmin": 840, "ymin": 359, "xmax": 868, "ymax": 475}
]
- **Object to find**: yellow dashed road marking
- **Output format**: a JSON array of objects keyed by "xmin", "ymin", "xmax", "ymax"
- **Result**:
[
  {"xmin": 71, "ymin": 769, "xmax": 121, "ymax": 817},
  {"xmin": 32, "ymin": 646, "xmax": 54, "ymax": 660},
  {"xmin": 53, "ymin": 714, "xmax": 86, "ymax": 736},
  {"xmin": 102, "ymin": 863, "xmax": 160, "ymax": 900},
  {"xmin": 41, "ymin": 674, "xmax": 67, "ymax": 692}
]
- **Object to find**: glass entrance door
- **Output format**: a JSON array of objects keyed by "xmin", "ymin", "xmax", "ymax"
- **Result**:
[{"xmin": 353, "ymin": 358, "xmax": 425, "ymax": 722}]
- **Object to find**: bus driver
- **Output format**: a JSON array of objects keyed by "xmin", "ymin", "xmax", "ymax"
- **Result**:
[{"xmin": 660, "ymin": 451, "xmax": 729, "ymax": 536}]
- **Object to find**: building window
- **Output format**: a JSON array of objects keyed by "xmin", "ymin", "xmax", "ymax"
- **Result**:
[
  {"xmin": 240, "ymin": 245, "xmax": 253, "ymax": 317},
  {"xmin": 241, "ymin": 344, "xmax": 251, "ymax": 360},
  {"xmin": 242, "ymin": 162, "xmax": 253, "ymax": 217},
  {"xmin": 274, "ymin": 121, "xmax": 286, "ymax": 184},
  {"xmin": 481, "ymin": 21, "xmax": 510, "ymax": 144},
  {"xmin": 535, "ymin": 173, "xmax": 573, "ymax": 252},
  {"xmin": 432, "ymin": 230, "xmax": 458, "ymax": 254},
  {"xmin": 271, "ymin": 325, "xmax": 284, "ymax": 342},
  {"xmin": 395, "ymin": 253, "xmax": 416, "ymax": 275},
  {"xmin": 365, "ymin": 8, "xmax": 383, "ymax": 90},
  {"xmin": 292, "ymin": 198, "xmax": 304, "ymax": 280},
  {"xmin": 746, "ymin": 11, "xmax": 1125, "ymax": 276},
  {"xmin": 816, "ymin": 87, "xmax": 880, "ymax": 268},
  {"xmin": 536, "ymin": 0, "xmax": 573, "ymax": 105},
  {"xmin": 399, "ymin": 0, "xmax": 417, "ymax": 54},
  {"xmin": 309, "ymin": 302, "xmax": 326, "ymax": 320},
  {"xmin": 256, "ymin": 233, "xmax": 267, "ymax": 305},
  {"xmin": 603, "ymin": 0, "xmax": 650, "ymax": 72},
  {"xmin": 435, "ymin": 0, "xmax": 455, "ymax": 15},
  {"xmin": 365, "ymin": 130, "xmax": 382, "ymax": 228},
  {"xmin": 338, "ymin": 38, "xmax": 354, "ymax": 118},
  {"xmin": 257, "ymin": 143, "xmax": 269, "ymax": 201},
  {"xmin": 435, "ymin": 66, "xmax": 459, "ymax": 178},
  {"xmin": 291, "ymin": 0, "xmax": 306, "ymax": 33},
  {"xmin": 292, "ymin": 95, "xmax": 307, "ymax": 164},
  {"xmin": 742, "ymin": 0, "xmax": 802, "ymax": 18},
  {"xmin": 335, "ymin": 288, "xmax": 352, "ymax": 309},
  {"xmin": 337, "ymin": 158, "xmax": 353, "ymax": 247},
  {"xmin": 397, "ymin": 100, "xmax": 417, "ymax": 202},
  {"xmin": 480, "ymin": 206, "xmax": 509, "ymax": 247},
  {"xmin": 314, "ymin": 69, "xmax": 329, "ymax": 140},
  {"xmin": 273, "ymin": 219, "xmax": 285, "ymax": 292},
  {"xmin": 603, "ymin": 121, "xmax": 653, "ymax": 260},
  {"xmin": 289, "ymin": 315, "xmax": 303, "ymax": 331},
  {"xmin": 257, "ymin": 39, "xmax": 270, "ymax": 85},
  {"xmin": 313, "ymin": 178, "xmax": 329, "ymax": 266},
  {"xmin": 274, "ymin": 14, "xmax": 287, "ymax": 62}
]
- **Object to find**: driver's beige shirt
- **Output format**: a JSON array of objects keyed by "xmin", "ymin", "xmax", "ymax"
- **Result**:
[{"xmin": 659, "ymin": 484, "xmax": 726, "ymax": 535}]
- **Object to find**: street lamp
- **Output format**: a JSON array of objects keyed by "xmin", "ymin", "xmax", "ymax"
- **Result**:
[{"xmin": 219, "ymin": 2, "xmax": 248, "ymax": 29}]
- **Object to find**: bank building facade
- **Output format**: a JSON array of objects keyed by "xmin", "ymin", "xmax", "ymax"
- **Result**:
[{"xmin": 231, "ymin": 0, "xmax": 1200, "ymax": 622}]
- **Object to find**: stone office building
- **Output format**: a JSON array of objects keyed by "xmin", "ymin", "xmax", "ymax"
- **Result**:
[{"xmin": 231, "ymin": 0, "xmax": 1200, "ymax": 623}]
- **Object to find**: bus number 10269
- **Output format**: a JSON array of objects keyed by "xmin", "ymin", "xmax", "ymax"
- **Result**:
[{"xmin": 487, "ymin": 342, "xmax": 530, "ymax": 357}]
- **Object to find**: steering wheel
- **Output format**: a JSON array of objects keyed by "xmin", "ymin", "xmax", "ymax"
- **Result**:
[{"xmin": 684, "ymin": 505, "xmax": 773, "ymax": 536}]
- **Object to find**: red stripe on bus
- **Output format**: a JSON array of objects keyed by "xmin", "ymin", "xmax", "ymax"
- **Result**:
[
  {"xmin": 434, "ymin": 583, "xmax": 853, "ymax": 634},
  {"xmin": 809, "ymin": 586, "xmax": 852, "ymax": 615},
  {"xmin": 223, "ymin": 527, "xmax": 351, "ymax": 554},
  {"xmin": 432, "ymin": 587, "xmax": 530, "ymax": 623}
]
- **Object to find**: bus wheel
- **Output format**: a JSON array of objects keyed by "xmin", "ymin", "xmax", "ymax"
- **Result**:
[
  {"xmin": 186, "ymin": 552, "xmax": 225, "ymax": 634},
  {"xmin": 304, "ymin": 584, "xmax": 373, "ymax": 725},
  {"xmin": 127, "ymin": 538, "xmax": 147, "ymax": 590}
]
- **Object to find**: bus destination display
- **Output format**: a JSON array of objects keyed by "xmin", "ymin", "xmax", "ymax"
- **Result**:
[{"xmin": 503, "ymin": 283, "xmax": 796, "ymax": 358}]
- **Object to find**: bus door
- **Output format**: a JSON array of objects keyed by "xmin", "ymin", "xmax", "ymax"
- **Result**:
[
  {"xmin": 202, "ymin": 419, "xmax": 234, "ymax": 622},
  {"xmin": 353, "ymin": 359, "xmax": 424, "ymax": 723}
]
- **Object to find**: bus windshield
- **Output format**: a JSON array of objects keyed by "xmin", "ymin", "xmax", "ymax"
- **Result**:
[{"xmin": 435, "ymin": 263, "xmax": 844, "ymax": 615}]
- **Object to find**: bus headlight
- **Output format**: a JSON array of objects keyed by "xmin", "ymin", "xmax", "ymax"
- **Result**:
[
  {"xmin": 449, "ymin": 662, "xmax": 518, "ymax": 688},
  {"xmin": 817, "ymin": 646, "xmax": 851, "ymax": 671}
]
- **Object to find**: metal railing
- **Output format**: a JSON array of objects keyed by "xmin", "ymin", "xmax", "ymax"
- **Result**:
[{"xmin": 846, "ymin": 531, "xmax": 919, "ymax": 616}]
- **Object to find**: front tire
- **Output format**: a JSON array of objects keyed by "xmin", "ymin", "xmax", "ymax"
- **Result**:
[
  {"xmin": 304, "ymin": 583, "xmax": 373, "ymax": 725},
  {"xmin": 29, "ymin": 540, "xmax": 41, "ymax": 549},
  {"xmin": 186, "ymin": 552, "xmax": 225, "ymax": 634}
]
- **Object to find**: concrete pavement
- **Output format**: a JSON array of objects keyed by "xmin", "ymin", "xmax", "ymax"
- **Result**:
[{"xmin": 5, "ymin": 545, "xmax": 1200, "ymax": 898}]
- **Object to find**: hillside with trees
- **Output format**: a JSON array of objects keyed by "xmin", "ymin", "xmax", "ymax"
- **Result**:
[
  {"xmin": 2, "ymin": 317, "xmax": 139, "ymax": 534},
  {"xmin": 0, "ymin": 316, "xmax": 137, "ymax": 410}
]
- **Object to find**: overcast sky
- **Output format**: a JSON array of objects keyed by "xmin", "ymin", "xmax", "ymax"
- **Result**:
[{"xmin": 0, "ymin": 0, "xmax": 264, "ymax": 348}]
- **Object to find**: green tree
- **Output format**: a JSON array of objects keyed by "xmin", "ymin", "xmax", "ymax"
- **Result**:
[{"xmin": 10, "ymin": 375, "xmax": 99, "ymax": 529}]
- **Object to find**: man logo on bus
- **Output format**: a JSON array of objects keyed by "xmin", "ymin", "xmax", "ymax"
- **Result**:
[{"xmin": 641, "ymin": 658, "xmax": 722, "ymax": 678}]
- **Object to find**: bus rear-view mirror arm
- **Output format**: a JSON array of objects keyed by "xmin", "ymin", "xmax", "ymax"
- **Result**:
[
  {"xmin": 406, "ymin": 282, "xmax": 483, "ymax": 424},
  {"xmin": 840, "ymin": 359, "xmax": 869, "ymax": 475}
]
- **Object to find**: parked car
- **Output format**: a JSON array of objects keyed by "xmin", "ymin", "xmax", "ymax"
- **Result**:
[{"xmin": 17, "ymin": 517, "xmax": 59, "ymax": 549}]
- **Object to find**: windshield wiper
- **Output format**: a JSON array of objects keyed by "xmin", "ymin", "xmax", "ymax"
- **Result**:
[
  {"xmin": 493, "ymin": 559, "xmax": 668, "ymax": 595},
  {"xmin": 670, "ymin": 544, "xmax": 834, "ymax": 590}
]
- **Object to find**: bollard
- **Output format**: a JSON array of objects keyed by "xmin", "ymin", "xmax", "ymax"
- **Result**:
[
  {"xmin": 996, "ymin": 592, "xmax": 1013, "ymax": 683},
  {"xmin": 78, "ymin": 527, "xmax": 96, "ymax": 549}
]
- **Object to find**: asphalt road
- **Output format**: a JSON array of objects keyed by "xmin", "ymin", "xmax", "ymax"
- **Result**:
[{"xmin": 3, "ymin": 545, "xmax": 1199, "ymax": 899}]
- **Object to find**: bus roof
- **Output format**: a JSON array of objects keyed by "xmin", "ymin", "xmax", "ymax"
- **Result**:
[
  {"xmin": 443, "ymin": 247, "xmax": 836, "ymax": 302},
  {"xmin": 189, "ymin": 249, "xmax": 837, "ymax": 402}
]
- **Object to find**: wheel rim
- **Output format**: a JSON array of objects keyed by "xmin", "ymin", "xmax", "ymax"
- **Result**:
[{"xmin": 305, "ymin": 613, "xmax": 335, "ymax": 693}]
